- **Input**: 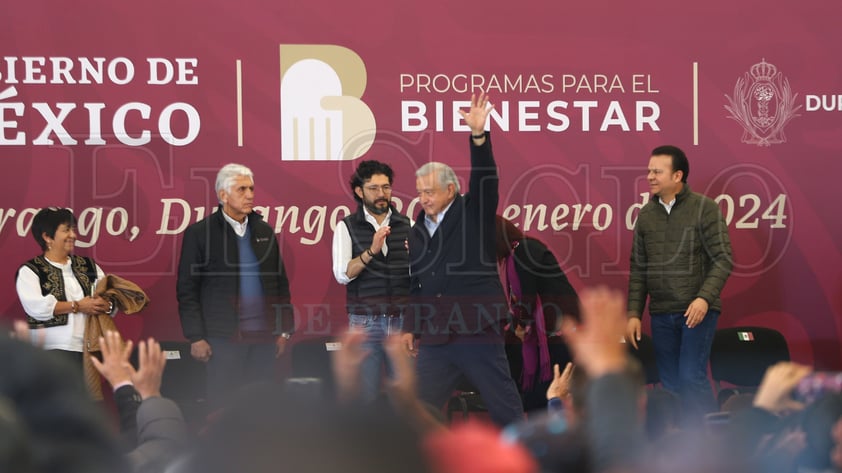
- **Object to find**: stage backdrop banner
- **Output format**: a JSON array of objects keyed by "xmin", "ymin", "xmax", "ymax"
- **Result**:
[{"xmin": 1, "ymin": 0, "xmax": 840, "ymax": 368}]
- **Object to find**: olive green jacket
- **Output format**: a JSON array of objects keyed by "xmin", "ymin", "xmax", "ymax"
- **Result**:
[{"xmin": 628, "ymin": 185, "xmax": 733, "ymax": 317}]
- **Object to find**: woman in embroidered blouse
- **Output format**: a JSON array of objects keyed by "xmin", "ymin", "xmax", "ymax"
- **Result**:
[{"xmin": 15, "ymin": 207, "xmax": 112, "ymax": 368}]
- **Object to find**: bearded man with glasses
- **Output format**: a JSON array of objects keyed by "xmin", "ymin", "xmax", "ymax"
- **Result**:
[{"xmin": 332, "ymin": 160, "xmax": 414, "ymax": 403}]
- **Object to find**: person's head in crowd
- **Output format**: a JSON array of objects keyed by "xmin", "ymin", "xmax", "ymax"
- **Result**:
[
  {"xmin": 649, "ymin": 428, "xmax": 750, "ymax": 473},
  {"xmin": 0, "ymin": 395, "xmax": 34, "ymax": 472},
  {"xmin": 191, "ymin": 382, "xmax": 431, "ymax": 473},
  {"xmin": 506, "ymin": 355, "xmax": 648, "ymax": 471},
  {"xmin": 645, "ymin": 388, "xmax": 681, "ymax": 441},
  {"xmin": 566, "ymin": 357, "xmax": 646, "ymax": 427},
  {"xmin": 500, "ymin": 412, "xmax": 591, "ymax": 473},
  {"xmin": 0, "ymin": 332, "xmax": 127, "ymax": 473},
  {"xmin": 426, "ymin": 421, "xmax": 538, "ymax": 473},
  {"xmin": 800, "ymin": 393, "xmax": 842, "ymax": 471}
]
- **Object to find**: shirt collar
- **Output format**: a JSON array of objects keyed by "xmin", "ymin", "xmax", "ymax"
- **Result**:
[
  {"xmin": 424, "ymin": 197, "xmax": 456, "ymax": 234},
  {"xmin": 658, "ymin": 197, "xmax": 677, "ymax": 214},
  {"xmin": 221, "ymin": 210, "xmax": 249, "ymax": 236}
]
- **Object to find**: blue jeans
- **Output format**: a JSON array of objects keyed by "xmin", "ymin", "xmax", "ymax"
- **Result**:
[
  {"xmin": 650, "ymin": 311, "xmax": 719, "ymax": 423},
  {"xmin": 349, "ymin": 314, "xmax": 403, "ymax": 403}
]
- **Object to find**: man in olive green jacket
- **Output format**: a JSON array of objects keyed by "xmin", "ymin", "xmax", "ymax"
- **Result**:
[{"xmin": 626, "ymin": 145, "xmax": 732, "ymax": 424}]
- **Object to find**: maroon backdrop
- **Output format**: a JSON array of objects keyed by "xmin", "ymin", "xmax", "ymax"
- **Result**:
[{"xmin": 1, "ymin": 0, "xmax": 840, "ymax": 368}]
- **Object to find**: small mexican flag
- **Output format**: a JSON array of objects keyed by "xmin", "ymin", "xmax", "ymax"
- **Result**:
[{"xmin": 738, "ymin": 331, "xmax": 755, "ymax": 341}]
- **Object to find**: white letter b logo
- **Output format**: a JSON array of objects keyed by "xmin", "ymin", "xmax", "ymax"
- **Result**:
[{"xmin": 280, "ymin": 45, "xmax": 376, "ymax": 161}]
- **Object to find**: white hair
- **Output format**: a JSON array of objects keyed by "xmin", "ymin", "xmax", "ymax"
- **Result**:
[
  {"xmin": 215, "ymin": 163, "xmax": 254, "ymax": 203},
  {"xmin": 415, "ymin": 162, "xmax": 460, "ymax": 193}
]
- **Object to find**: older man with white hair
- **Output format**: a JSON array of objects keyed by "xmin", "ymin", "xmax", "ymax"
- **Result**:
[
  {"xmin": 407, "ymin": 93, "xmax": 524, "ymax": 426},
  {"xmin": 177, "ymin": 163, "xmax": 294, "ymax": 407}
]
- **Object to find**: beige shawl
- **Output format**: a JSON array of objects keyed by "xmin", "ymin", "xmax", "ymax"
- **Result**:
[{"xmin": 83, "ymin": 275, "xmax": 150, "ymax": 399}]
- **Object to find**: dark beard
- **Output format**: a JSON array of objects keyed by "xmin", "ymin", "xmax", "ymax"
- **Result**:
[{"xmin": 364, "ymin": 199, "xmax": 389, "ymax": 215}]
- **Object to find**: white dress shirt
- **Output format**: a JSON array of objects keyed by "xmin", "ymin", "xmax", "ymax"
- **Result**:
[
  {"xmin": 16, "ymin": 258, "xmax": 106, "ymax": 351},
  {"xmin": 221, "ymin": 210, "xmax": 249, "ymax": 237},
  {"xmin": 659, "ymin": 197, "xmax": 677, "ymax": 215},
  {"xmin": 332, "ymin": 207, "xmax": 392, "ymax": 285}
]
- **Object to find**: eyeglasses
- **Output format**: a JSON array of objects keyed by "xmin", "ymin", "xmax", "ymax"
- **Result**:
[{"xmin": 364, "ymin": 185, "xmax": 392, "ymax": 193}]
